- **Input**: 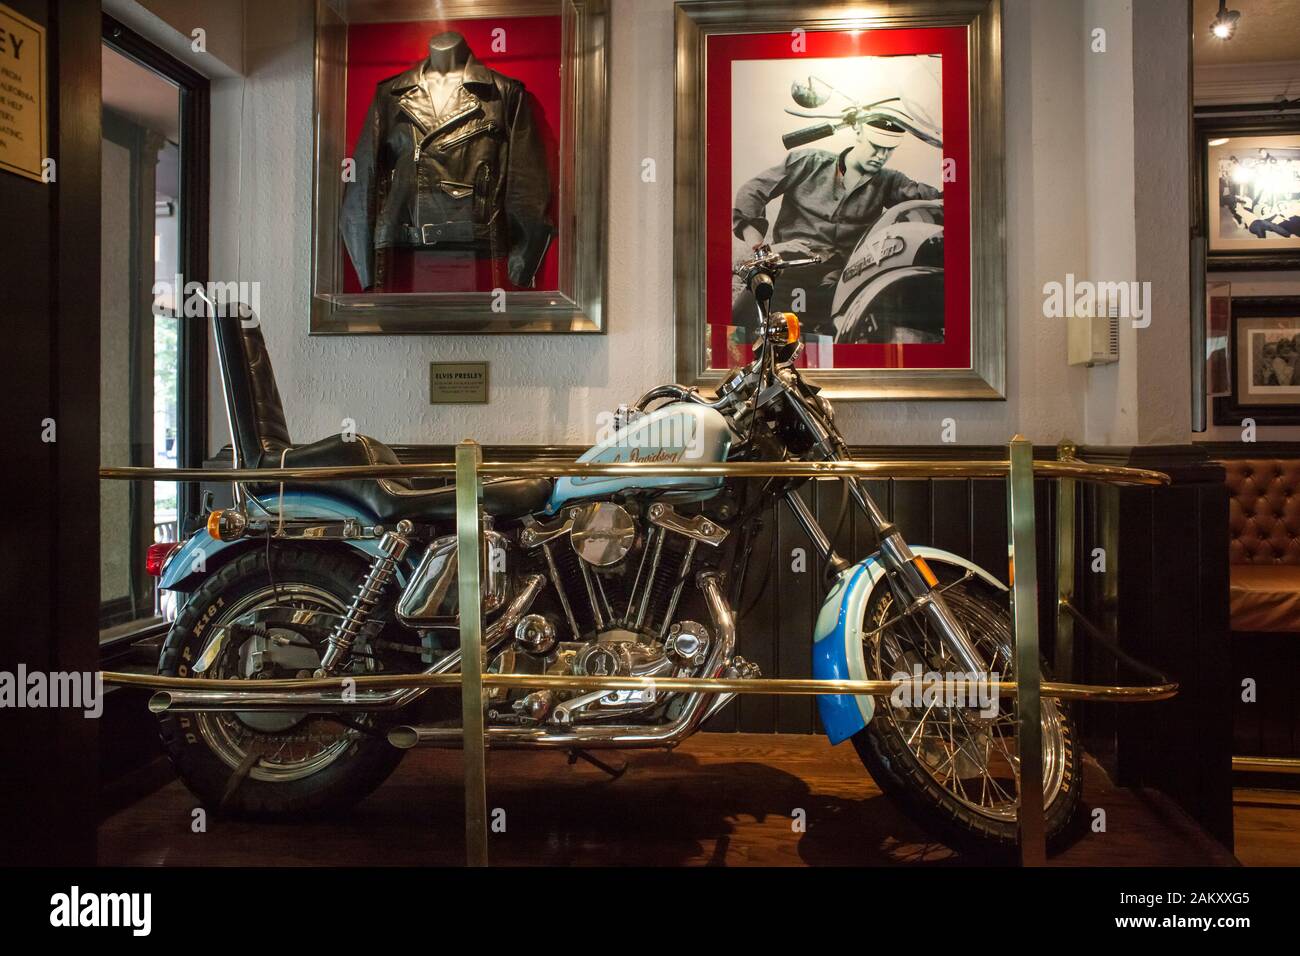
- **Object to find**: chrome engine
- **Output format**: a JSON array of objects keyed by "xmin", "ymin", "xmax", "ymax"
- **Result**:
[{"xmin": 490, "ymin": 501, "xmax": 728, "ymax": 727}]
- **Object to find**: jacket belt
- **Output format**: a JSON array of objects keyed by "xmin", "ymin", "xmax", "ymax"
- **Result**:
[{"xmin": 404, "ymin": 222, "xmax": 480, "ymax": 246}]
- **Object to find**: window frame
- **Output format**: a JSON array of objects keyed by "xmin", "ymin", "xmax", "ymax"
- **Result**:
[{"xmin": 100, "ymin": 15, "xmax": 210, "ymax": 640}]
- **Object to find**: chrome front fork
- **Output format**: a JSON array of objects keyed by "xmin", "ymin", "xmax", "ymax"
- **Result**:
[
  {"xmin": 843, "ymin": 478, "xmax": 990, "ymax": 675},
  {"xmin": 774, "ymin": 400, "xmax": 991, "ymax": 675}
]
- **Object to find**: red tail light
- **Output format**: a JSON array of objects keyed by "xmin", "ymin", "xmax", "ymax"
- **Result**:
[{"xmin": 146, "ymin": 542, "xmax": 181, "ymax": 577}]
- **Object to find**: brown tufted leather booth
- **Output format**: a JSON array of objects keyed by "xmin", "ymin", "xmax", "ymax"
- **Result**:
[{"xmin": 1225, "ymin": 459, "xmax": 1300, "ymax": 632}]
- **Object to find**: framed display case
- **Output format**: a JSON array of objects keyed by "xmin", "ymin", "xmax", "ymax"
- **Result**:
[
  {"xmin": 1214, "ymin": 295, "xmax": 1300, "ymax": 426},
  {"xmin": 311, "ymin": 0, "xmax": 608, "ymax": 334},
  {"xmin": 1206, "ymin": 279, "xmax": 1231, "ymax": 399},
  {"xmin": 1197, "ymin": 114, "xmax": 1300, "ymax": 272},
  {"xmin": 674, "ymin": 0, "xmax": 1005, "ymax": 399}
]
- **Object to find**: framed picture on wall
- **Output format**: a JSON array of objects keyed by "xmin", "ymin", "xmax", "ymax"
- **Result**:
[
  {"xmin": 1197, "ymin": 114, "xmax": 1300, "ymax": 272},
  {"xmin": 1214, "ymin": 296, "xmax": 1300, "ymax": 426},
  {"xmin": 310, "ymin": 0, "xmax": 608, "ymax": 334},
  {"xmin": 674, "ymin": 0, "xmax": 1005, "ymax": 399},
  {"xmin": 1206, "ymin": 280, "xmax": 1231, "ymax": 398}
]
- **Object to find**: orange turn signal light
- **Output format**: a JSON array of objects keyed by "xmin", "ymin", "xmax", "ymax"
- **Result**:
[
  {"xmin": 913, "ymin": 556, "xmax": 939, "ymax": 588},
  {"xmin": 206, "ymin": 509, "xmax": 248, "ymax": 542},
  {"xmin": 781, "ymin": 312, "xmax": 801, "ymax": 344}
]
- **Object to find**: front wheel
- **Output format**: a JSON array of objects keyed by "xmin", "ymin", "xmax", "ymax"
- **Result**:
[
  {"xmin": 157, "ymin": 546, "xmax": 405, "ymax": 817},
  {"xmin": 852, "ymin": 568, "xmax": 1083, "ymax": 857}
]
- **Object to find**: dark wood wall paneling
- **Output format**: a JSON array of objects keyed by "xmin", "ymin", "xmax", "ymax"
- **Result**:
[
  {"xmin": 1081, "ymin": 447, "xmax": 1234, "ymax": 846},
  {"xmin": 0, "ymin": 0, "xmax": 101, "ymax": 866}
]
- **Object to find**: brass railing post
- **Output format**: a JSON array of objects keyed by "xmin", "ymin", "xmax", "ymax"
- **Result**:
[
  {"xmin": 1055, "ymin": 440, "xmax": 1078, "ymax": 682},
  {"xmin": 1007, "ymin": 435, "xmax": 1046, "ymax": 866},
  {"xmin": 455, "ymin": 439, "xmax": 489, "ymax": 867}
]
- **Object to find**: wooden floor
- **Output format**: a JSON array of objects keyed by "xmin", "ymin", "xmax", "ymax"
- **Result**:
[
  {"xmin": 1233, "ymin": 787, "xmax": 1300, "ymax": 866},
  {"xmin": 96, "ymin": 733, "xmax": 1268, "ymax": 866}
]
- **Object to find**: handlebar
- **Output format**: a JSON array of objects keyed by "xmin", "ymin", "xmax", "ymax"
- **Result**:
[
  {"xmin": 782, "ymin": 122, "xmax": 838, "ymax": 149},
  {"xmin": 733, "ymin": 246, "xmax": 823, "ymax": 285},
  {"xmin": 634, "ymin": 384, "xmax": 713, "ymax": 412},
  {"xmin": 775, "ymin": 255, "xmax": 822, "ymax": 269},
  {"xmin": 780, "ymin": 99, "xmax": 944, "ymax": 153}
]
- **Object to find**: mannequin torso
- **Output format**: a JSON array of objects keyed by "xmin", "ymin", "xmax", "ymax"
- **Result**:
[{"xmin": 422, "ymin": 31, "xmax": 470, "ymax": 119}]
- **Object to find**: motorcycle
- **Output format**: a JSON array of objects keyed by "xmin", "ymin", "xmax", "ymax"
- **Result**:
[
  {"xmin": 830, "ymin": 198, "xmax": 945, "ymax": 345},
  {"xmin": 781, "ymin": 76, "xmax": 947, "ymax": 346},
  {"xmin": 731, "ymin": 199, "xmax": 944, "ymax": 348},
  {"xmin": 150, "ymin": 251, "xmax": 1080, "ymax": 854}
]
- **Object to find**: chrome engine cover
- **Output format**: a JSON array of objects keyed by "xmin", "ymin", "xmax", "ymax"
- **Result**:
[
  {"xmin": 569, "ymin": 501, "xmax": 636, "ymax": 567},
  {"xmin": 491, "ymin": 620, "xmax": 709, "ymax": 726},
  {"xmin": 505, "ymin": 500, "xmax": 730, "ymax": 727},
  {"xmin": 396, "ymin": 529, "xmax": 508, "ymax": 625}
]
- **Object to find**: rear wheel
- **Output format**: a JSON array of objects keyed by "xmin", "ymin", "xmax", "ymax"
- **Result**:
[
  {"xmin": 158, "ymin": 546, "xmax": 405, "ymax": 817},
  {"xmin": 852, "ymin": 568, "xmax": 1082, "ymax": 856}
]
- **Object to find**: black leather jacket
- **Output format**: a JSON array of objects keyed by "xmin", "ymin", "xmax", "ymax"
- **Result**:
[{"xmin": 341, "ymin": 54, "xmax": 553, "ymax": 289}]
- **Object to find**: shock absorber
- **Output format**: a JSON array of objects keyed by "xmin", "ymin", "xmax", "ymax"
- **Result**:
[{"xmin": 317, "ymin": 520, "xmax": 413, "ymax": 675}]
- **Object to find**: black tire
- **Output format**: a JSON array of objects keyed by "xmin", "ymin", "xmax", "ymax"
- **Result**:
[
  {"xmin": 158, "ymin": 545, "xmax": 404, "ymax": 818},
  {"xmin": 851, "ymin": 570, "xmax": 1083, "ymax": 858}
]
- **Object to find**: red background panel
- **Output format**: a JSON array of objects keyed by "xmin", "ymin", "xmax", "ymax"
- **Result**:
[
  {"xmin": 706, "ymin": 27, "xmax": 971, "ymax": 370},
  {"xmin": 342, "ymin": 16, "xmax": 562, "ymax": 293}
]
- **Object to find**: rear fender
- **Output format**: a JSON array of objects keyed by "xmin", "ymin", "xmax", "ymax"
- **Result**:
[
  {"xmin": 159, "ymin": 491, "xmax": 402, "ymax": 592},
  {"xmin": 813, "ymin": 547, "xmax": 1006, "ymax": 745}
]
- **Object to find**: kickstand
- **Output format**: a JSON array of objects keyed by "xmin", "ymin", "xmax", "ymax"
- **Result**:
[
  {"xmin": 219, "ymin": 745, "xmax": 263, "ymax": 810},
  {"xmin": 568, "ymin": 749, "xmax": 628, "ymax": 780}
]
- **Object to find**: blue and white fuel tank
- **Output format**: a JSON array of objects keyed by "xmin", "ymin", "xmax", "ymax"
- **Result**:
[{"xmin": 546, "ymin": 403, "xmax": 735, "ymax": 514}]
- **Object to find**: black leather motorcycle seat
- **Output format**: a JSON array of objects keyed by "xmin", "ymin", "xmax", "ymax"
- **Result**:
[{"xmin": 248, "ymin": 434, "xmax": 552, "ymax": 523}]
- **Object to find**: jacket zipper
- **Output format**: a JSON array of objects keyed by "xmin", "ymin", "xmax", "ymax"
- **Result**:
[
  {"xmin": 438, "ymin": 123, "xmax": 492, "ymax": 151},
  {"xmin": 414, "ymin": 131, "xmax": 432, "ymax": 163},
  {"xmin": 415, "ymin": 122, "xmax": 493, "ymax": 163}
]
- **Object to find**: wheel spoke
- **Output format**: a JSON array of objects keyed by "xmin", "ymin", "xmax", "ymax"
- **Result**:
[
  {"xmin": 866, "ymin": 577, "xmax": 1069, "ymax": 823},
  {"xmin": 191, "ymin": 584, "xmax": 361, "ymax": 782}
]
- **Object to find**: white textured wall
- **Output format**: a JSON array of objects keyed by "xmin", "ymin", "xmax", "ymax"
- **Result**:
[
  {"xmin": 205, "ymin": 0, "xmax": 1191, "ymax": 454},
  {"xmin": 1081, "ymin": 0, "xmax": 1138, "ymax": 445},
  {"xmin": 1130, "ymin": 0, "xmax": 1191, "ymax": 445}
]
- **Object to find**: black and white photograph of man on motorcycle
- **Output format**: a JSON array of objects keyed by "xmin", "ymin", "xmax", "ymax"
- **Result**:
[{"xmin": 728, "ymin": 55, "xmax": 947, "ymax": 354}]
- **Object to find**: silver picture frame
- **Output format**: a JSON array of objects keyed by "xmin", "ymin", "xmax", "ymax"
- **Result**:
[
  {"xmin": 674, "ymin": 0, "xmax": 1006, "ymax": 399},
  {"xmin": 310, "ymin": 0, "xmax": 609, "ymax": 334}
]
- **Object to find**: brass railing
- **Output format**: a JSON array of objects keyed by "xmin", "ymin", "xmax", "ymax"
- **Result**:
[{"xmin": 100, "ymin": 436, "xmax": 1174, "ymax": 867}]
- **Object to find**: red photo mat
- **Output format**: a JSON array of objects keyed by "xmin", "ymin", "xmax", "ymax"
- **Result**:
[
  {"xmin": 342, "ymin": 16, "xmax": 562, "ymax": 294},
  {"xmin": 705, "ymin": 27, "xmax": 971, "ymax": 370}
]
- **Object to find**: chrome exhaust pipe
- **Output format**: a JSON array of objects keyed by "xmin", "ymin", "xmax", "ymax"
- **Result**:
[
  {"xmin": 389, "ymin": 722, "xmax": 701, "ymax": 750},
  {"xmin": 387, "ymin": 571, "xmax": 737, "ymax": 750},
  {"xmin": 150, "ymin": 574, "xmax": 546, "ymax": 714},
  {"xmin": 148, "ymin": 687, "xmax": 411, "ymax": 715}
]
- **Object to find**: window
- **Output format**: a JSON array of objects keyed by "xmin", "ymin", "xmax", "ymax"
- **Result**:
[{"xmin": 100, "ymin": 19, "xmax": 208, "ymax": 637}]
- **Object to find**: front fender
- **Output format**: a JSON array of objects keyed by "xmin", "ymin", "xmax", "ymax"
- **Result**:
[
  {"xmin": 159, "ymin": 491, "xmax": 393, "ymax": 591},
  {"xmin": 813, "ymin": 547, "xmax": 1006, "ymax": 745}
]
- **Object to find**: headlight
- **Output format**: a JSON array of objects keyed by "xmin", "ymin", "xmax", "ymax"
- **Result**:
[{"xmin": 818, "ymin": 394, "xmax": 836, "ymax": 423}]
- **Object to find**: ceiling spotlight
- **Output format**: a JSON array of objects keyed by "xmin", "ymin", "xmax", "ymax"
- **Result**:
[
  {"xmin": 1210, "ymin": 0, "xmax": 1240, "ymax": 40},
  {"xmin": 1208, "ymin": 137, "xmax": 1229, "ymax": 146}
]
